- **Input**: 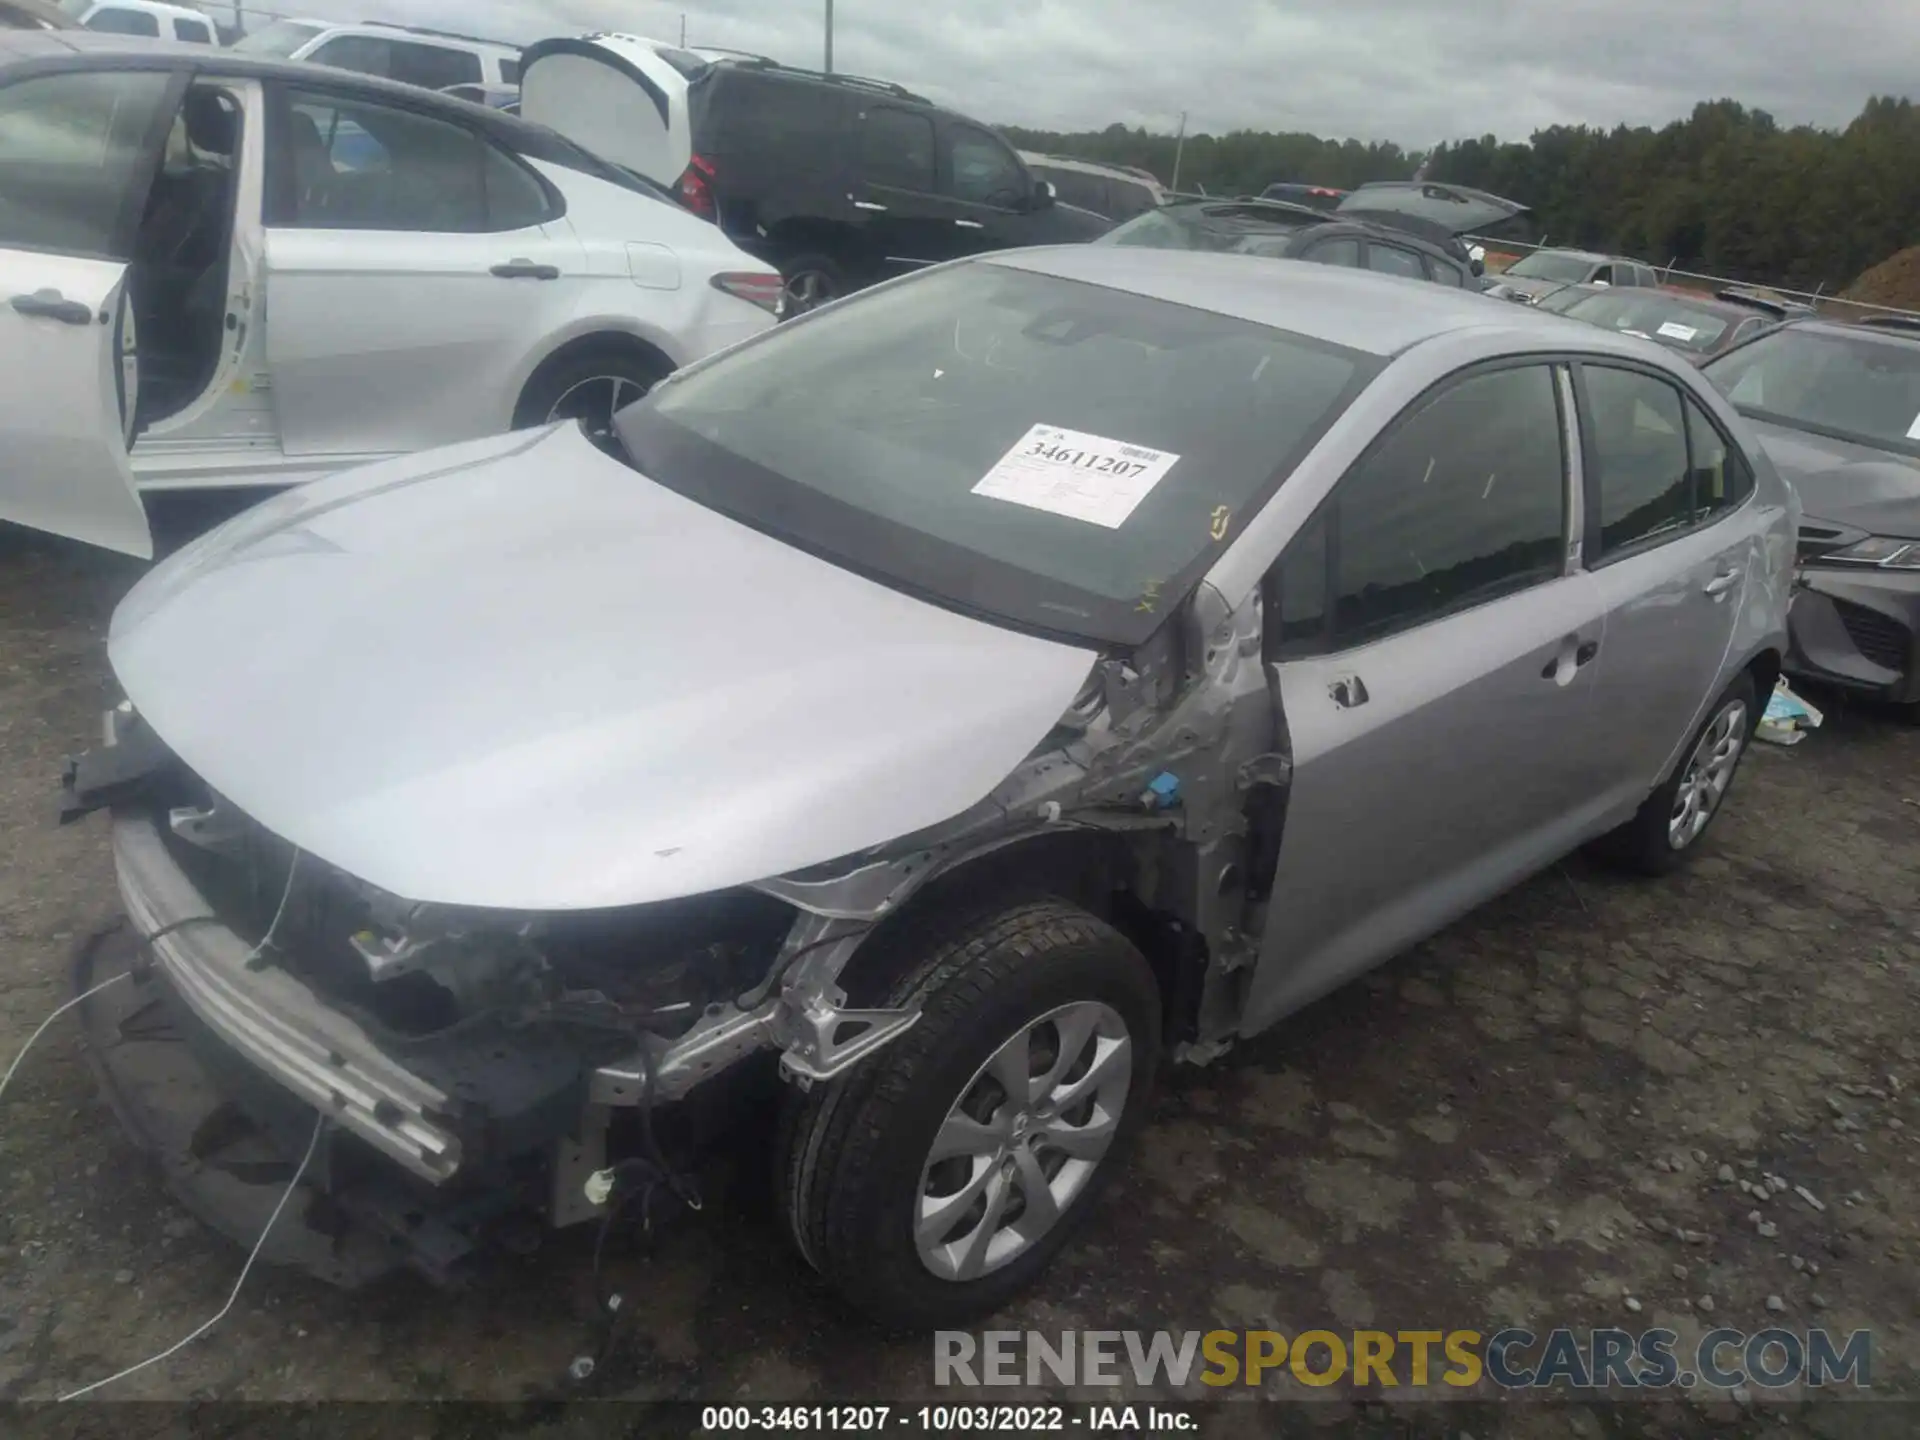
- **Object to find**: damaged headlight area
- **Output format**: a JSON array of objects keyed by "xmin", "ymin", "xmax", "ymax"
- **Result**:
[{"xmin": 69, "ymin": 711, "xmax": 920, "ymax": 1285}]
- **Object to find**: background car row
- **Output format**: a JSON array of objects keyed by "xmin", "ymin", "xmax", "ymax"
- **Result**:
[{"xmin": 0, "ymin": 30, "xmax": 781, "ymax": 558}]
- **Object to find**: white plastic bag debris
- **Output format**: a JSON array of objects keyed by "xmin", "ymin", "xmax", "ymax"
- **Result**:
[{"xmin": 1756, "ymin": 678, "xmax": 1823, "ymax": 746}]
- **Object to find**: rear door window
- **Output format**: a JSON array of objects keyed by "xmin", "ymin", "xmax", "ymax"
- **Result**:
[
  {"xmin": 1303, "ymin": 237, "xmax": 1360, "ymax": 268},
  {"xmin": 174, "ymin": 17, "xmax": 213, "ymax": 42},
  {"xmin": 1365, "ymin": 242, "xmax": 1429, "ymax": 281},
  {"xmin": 1580, "ymin": 365, "xmax": 1692, "ymax": 560},
  {"xmin": 275, "ymin": 87, "xmax": 550, "ymax": 232},
  {"xmin": 860, "ymin": 104, "xmax": 934, "ymax": 192},
  {"xmin": 1684, "ymin": 395, "xmax": 1754, "ymax": 523}
]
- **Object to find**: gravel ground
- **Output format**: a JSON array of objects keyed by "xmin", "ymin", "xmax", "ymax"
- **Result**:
[{"xmin": 0, "ymin": 515, "xmax": 1916, "ymax": 1437}]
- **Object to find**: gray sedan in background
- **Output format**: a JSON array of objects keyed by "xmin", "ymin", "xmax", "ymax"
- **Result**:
[
  {"xmin": 59, "ymin": 251, "xmax": 1793, "ymax": 1329},
  {"xmin": 1705, "ymin": 317, "xmax": 1920, "ymax": 709}
]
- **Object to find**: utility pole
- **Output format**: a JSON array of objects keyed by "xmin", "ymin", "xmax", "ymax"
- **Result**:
[
  {"xmin": 1170, "ymin": 111, "xmax": 1188, "ymax": 192},
  {"xmin": 824, "ymin": 0, "xmax": 834, "ymax": 73},
  {"xmin": 680, "ymin": 13, "xmax": 687, "ymax": 45}
]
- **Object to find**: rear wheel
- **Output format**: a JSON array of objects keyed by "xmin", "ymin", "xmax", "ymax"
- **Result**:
[
  {"xmin": 778, "ymin": 253, "xmax": 849, "ymax": 316},
  {"xmin": 777, "ymin": 898, "xmax": 1159, "ymax": 1329},
  {"xmin": 513, "ymin": 348, "xmax": 673, "ymax": 454},
  {"xmin": 1591, "ymin": 672, "xmax": 1758, "ymax": 875}
]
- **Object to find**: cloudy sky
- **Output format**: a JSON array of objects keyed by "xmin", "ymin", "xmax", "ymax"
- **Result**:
[{"xmin": 232, "ymin": 0, "xmax": 1920, "ymax": 146}]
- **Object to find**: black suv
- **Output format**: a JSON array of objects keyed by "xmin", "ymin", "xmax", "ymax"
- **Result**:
[{"xmin": 673, "ymin": 58, "xmax": 1112, "ymax": 311}]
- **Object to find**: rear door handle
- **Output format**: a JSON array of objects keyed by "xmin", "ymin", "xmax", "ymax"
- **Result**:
[
  {"xmin": 10, "ymin": 290, "xmax": 96, "ymax": 325},
  {"xmin": 1329, "ymin": 674, "xmax": 1369, "ymax": 709},
  {"xmin": 1704, "ymin": 568, "xmax": 1741, "ymax": 597},
  {"xmin": 851, "ymin": 200, "xmax": 888, "ymax": 212},
  {"xmin": 955, "ymin": 218, "xmax": 985, "ymax": 229},
  {"xmin": 490, "ymin": 260, "xmax": 559, "ymax": 280},
  {"xmin": 1542, "ymin": 636, "xmax": 1601, "ymax": 681}
]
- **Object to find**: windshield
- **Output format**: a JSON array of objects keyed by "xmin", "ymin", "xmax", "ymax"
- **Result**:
[
  {"xmin": 232, "ymin": 18, "xmax": 323, "ymax": 55},
  {"xmin": 1101, "ymin": 205, "xmax": 1312, "ymax": 260},
  {"xmin": 618, "ymin": 262, "xmax": 1377, "ymax": 645},
  {"xmin": 1561, "ymin": 292, "xmax": 1731, "ymax": 352},
  {"xmin": 1505, "ymin": 251, "xmax": 1595, "ymax": 283},
  {"xmin": 1706, "ymin": 327, "xmax": 1920, "ymax": 455}
]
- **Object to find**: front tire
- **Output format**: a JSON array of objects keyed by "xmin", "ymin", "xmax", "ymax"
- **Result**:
[
  {"xmin": 1591, "ymin": 672, "xmax": 1758, "ymax": 875},
  {"xmin": 777, "ymin": 898, "xmax": 1160, "ymax": 1329}
]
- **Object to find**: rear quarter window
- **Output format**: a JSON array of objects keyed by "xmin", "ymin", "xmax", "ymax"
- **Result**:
[{"xmin": 701, "ymin": 73, "xmax": 846, "ymax": 173}]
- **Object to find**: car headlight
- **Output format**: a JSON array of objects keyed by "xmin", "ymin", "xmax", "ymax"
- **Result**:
[{"xmin": 1821, "ymin": 536, "xmax": 1920, "ymax": 568}]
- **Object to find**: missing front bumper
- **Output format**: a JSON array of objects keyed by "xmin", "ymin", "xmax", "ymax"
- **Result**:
[{"xmin": 112, "ymin": 815, "xmax": 463, "ymax": 1183}]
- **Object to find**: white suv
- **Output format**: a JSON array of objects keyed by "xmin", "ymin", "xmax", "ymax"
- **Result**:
[
  {"xmin": 0, "ymin": 31, "xmax": 778, "ymax": 558},
  {"xmin": 58, "ymin": 0, "xmax": 215, "ymax": 42},
  {"xmin": 233, "ymin": 18, "xmax": 521, "ymax": 91}
]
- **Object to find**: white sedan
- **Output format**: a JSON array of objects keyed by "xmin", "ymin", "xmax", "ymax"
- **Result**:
[{"xmin": 0, "ymin": 30, "xmax": 778, "ymax": 557}]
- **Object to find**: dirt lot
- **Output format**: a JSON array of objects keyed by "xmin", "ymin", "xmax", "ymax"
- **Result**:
[{"xmin": 1, "ymin": 516, "xmax": 1917, "ymax": 1437}]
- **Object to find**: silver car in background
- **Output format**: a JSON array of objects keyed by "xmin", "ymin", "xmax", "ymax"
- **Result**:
[{"xmin": 59, "ymin": 252, "xmax": 1794, "ymax": 1328}]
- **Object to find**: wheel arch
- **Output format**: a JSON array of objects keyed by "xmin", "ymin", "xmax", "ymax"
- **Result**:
[
  {"xmin": 1743, "ymin": 645, "xmax": 1782, "ymax": 719},
  {"xmin": 509, "ymin": 324, "xmax": 681, "ymax": 428},
  {"xmin": 828, "ymin": 828, "xmax": 1202, "ymax": 1047}
]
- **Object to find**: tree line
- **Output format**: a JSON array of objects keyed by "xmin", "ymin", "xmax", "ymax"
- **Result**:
[{"xmin": 1004, "ymin": 96, "xmax": 1920, "ymax": 292}]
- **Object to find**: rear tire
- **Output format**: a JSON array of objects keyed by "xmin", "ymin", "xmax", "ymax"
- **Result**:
[
  {"xmin": 1590, "ymin": 672, "xmax": 1758, "ymax": 876},
  {"xmin": 777, "ymin": 898, "xmax": 1159, "ymax": 1330},
  {"xmin": 512, "ymin": 347, "xmax": 672, "ymax": 452},
  {"xmin": 778, "ymin": 253, "xmax": 850, "ymax": 315}
]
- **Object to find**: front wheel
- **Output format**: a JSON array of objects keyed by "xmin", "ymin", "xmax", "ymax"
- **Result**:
[
  {"xmin": 1591, "ymin": 672, "xmax": 1758, "ymax": 875},
  {"xmin": 777, "ymin": 898, "xmax": 1160, "ymax": 1329}
]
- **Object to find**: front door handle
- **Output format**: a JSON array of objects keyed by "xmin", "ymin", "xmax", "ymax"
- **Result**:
[
  {"xmin": 851, "ymin": 200, "xmax": 888, "ymax": 212},
  {"xmin": 10, "ymin": 290, "xmax": 96, "ymax": 325},
  {"xmin": 490, "ymin": 260, "xmax": 560, "ymax": 280},
  {"xmin": 955, "ymin": 218, "xmax": 985, "ymax": 229},
  {"xmin": 1329, "ymin": 674, "xmax": 1369, "ymax": 709},
  {"xmin": 1704, "ymin": 568, "xmax": 1741, "ymax": 598}
]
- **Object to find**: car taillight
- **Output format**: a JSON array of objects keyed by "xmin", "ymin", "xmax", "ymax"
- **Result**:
[
  {"xmin": 711, "ymin": 271, "xmax": 784, "ymax": 315},
  {"xmin": 676, "ymin": 153, "xmax": 717, "ymax": 220}
]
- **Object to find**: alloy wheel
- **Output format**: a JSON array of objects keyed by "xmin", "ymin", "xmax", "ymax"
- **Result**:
[
  {"xmin": 783, "ymin": 270, "xmax": 834, "ymax": 315},
  {"xmin": 544, "ymin": 373, "xmax": 653, "ymax": 453},
  {"xmin": 1669, "ymin": 698, "xmax": 1748, "ymax": 850},
  {"xmin": 915, "ymin": 1000, "xmax": 1132, "ymax": 1282}
]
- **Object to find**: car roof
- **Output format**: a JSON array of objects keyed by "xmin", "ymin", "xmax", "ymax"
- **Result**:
[
  {"xmin": 1020, "ymin": 152, "xmax": 1160, "ymax": 186},
  {"xmin": 989, "ymin": 246, "xmax": 1623, "ymax": 358}
]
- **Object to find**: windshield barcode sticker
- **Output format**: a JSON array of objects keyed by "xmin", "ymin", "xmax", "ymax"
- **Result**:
[{"xmin": 972, "ymin": 424, "xmax": 1181, "ymax": 529}]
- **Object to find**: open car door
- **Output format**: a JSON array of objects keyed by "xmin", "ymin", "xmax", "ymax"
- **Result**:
[
  {"xmin": 516, "ymin": 34, "xmax": 694, "ymax": 189},
  {"xmin": 0, "ymin": 65, "xmax": 181, "ymax": 558}
]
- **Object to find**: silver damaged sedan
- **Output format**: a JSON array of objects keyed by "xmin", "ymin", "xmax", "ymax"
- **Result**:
[{"xmin": 60, "ymin": 248, "xmax": 1796, "ymax": 1327}]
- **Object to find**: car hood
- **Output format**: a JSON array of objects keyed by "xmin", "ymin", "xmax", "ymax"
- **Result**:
[
  {"xmin": 1335, "ymin": 180, "xmax": 1527, "ymax": 237},
  {"xmin": 1742, "ymin": 415, "xmax": 1920, "ymax": 538},
  {"xmin": 1487, "ymin": 275, "xmax": 1568, "ymax": 301},
  {"xmin": 107, "ymin": 425, "xmax": 1101, "ymax": 911}
]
